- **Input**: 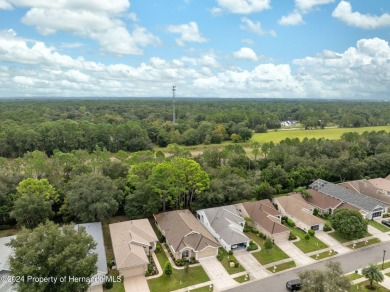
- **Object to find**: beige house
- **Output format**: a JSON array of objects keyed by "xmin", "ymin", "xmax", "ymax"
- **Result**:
[
  {"xmin": 368, "ymin": 178, "xmax": 390, "ymax": 196},
  {"xmin": 274, "ymin": 193, "xmax": 325, "ymax": 231},
  {"xmin": 154, "ymin": 210, "xmax": 219, "ymax": 260},
  {"xmin": 237, "ymin": 200, "xmax": 290, "ymax": 242},
  {"xmin": 109, "ymin": 219, "xmax": 158, "ymax": 278}
]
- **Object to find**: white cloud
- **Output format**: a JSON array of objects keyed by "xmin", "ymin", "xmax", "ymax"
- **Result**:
[
  {"xmin": 278, "ymin": 11, "xmax": 304, "ymax": 26},
  {"xmin": 233, "ymin": 47, "xmax": 259, "ymax": 61},
  {"xmin": 167, "ymin": 22, "xmax": 206, "ymax": 46},
  {"xmin": 0, "ymin": 0, "xmax": 12, "ymax": 9},
  {"xmin": 3, "ymin": 0, "xmax": 159, "ymax": 55},
  {"xmin": 332, "ymin": 1, "xmax": 390, "ymax": 29},
  {"xmin": 210, "ymin": 7, "xmax": 223, "ymax": 16},
  {"xmin": 279, "ymin": 0, "xmax": 334, "ymax": 26},
  {"xmin": 240, "ymin": 17, "xmax": 276, "ymax": 36},
  {"xmin": 199, "ymin": 54, "xmax": 219, "ymax": 68},
  {"xmin": 128, "ymin": 12, "xmax": 138, "ymax": 21},
  {"xmin": 295, "ymin": 0, "xmax": 334, "ymax": 12},
  {"xmin": 215, "ymin": 0, "xmax": 270, "ymax": 14}
]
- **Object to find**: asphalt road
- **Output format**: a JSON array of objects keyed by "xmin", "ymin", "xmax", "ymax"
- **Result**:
[{"xmin": 224, "ymin": 241, "xmax": 390, "ymax": 292}]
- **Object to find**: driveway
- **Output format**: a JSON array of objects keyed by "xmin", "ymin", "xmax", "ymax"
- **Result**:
[
  {"xmin": 315, "ymin": 231, "xmax": 350, "ymax": 254},
  {"xmin": 233, "ymin": 250, "xmax": 269, "ymax": 280},
  {"xmin": 368, "ymin": 225, "xmax": 390, "ymax": 242},
  {"xmin": 277, "ymin": 240, "xmax": 316, "ymax": 266},
  {"xmin": 199, "ymin": 257, "xmax": 237, "ymax": 291},
  {"xmin": 124, "ymin": 275, "xmax": 149, "ymax": 292}
]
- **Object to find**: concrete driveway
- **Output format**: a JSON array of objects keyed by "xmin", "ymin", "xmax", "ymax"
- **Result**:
[
  {"xmin": 233, "ymin": 250, "xmax": 269, "ymax": 280},
  {"xmin": 315, "ymin": 231, "xmax": 350, "ymax": 254},
  {"xmin": 199, "ymin": 256, "xmax": 237, "ymax": 291},
  {"xmin": 277, "ymin": 240, "xmax": 315, "ymax": 266},
  {"xmin": 124, "ymin": 275, "xmax": 149, "ymax": 292},
  {"xmin": 368, "ymin": 225, "xmax": 390, "ymax": 242}
]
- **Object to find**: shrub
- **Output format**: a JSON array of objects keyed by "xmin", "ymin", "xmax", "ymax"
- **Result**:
[
  {"xmin": 304, "ymin": 234, "xmax": 311, "ymax": 241},
  {"xmin": 246, "ymin": 240, "xmax": 258, "ymax": 251},
  {"xmin": 229, "ymin": 255, "xmax": 236, "ymax": 262},
  {"xmin": 243, "ymin": 226, "xmax": 251, "ymax": 233},
  {"xmin": 104, "ymin": 278, "xmax": 113, "ymax": 289},
  {"xmin": 145, "ymin": 270, "xmax": 151, "ymax": 277},
  {"xmin": 287, "ymin": 219, "xmax": 295, "ymax": 227},
  {"xmin": 308, "ymin": 229, "xmax": 315, "ymax": 237},
  {"xmin": 155, "ymin": 243, "xmax": 162, "ymax": 253},
  {"xmin": 323, "ymin": 223, "xmax": 332, "ymax": 232},
  {"xmin": 228, "ymin": 250, "xmax": 233, "ymax": 255},
  {"xmin": 164, "ymin": 261, "xmax": 172, "ymax": 276},
  {"xmin": 252, "ymin": 228, "xmax": 259, "ymax": 234},
  {"xmin": 313, "ymin": 208, "xmax": 319, "ymax": 216},
  {"xmin": 217, "ymin": 253, "xmax": 223, "ymax": 261},
  {"xmin": 258, "ymin": 231, "xmax": 264, "ymax": 238},
  {"xmin": 189, "ymin": 257, "xmax": 197, "ymax": 264},
  {"xmin": 281, "ymin": 216, "xmax": 288, "ymax": 223},
  {"xmin": 288, "ymin": 231, "xmax": 297, "ymax": 241}
]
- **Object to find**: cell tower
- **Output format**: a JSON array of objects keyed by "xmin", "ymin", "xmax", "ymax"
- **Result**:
[{"xmin": 172, "ymin": 85, "xmax": 176, "ymax": 124}]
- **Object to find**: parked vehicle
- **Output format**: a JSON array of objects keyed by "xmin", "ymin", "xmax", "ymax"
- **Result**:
[
  {"xmin": 286, "ymin": 279, "xmax": 301, "ymax": 291},
  {"xmin": 381, "ymin": 220, "xmax": 390, "ymax": 227}
]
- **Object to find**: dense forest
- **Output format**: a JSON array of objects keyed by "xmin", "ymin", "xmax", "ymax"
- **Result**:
[
  {"xmin": 0, "ymin": 99, "xmax": 389, "ymax": 157},
  {"xmin": 0, "ymin": 99, "xmax": 389, "ymax": 230}
]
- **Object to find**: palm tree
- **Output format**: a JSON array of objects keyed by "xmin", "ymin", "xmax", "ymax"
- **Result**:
[{"xmin": 362, "ymin": 263, "xmax": 384, "ymax": 289}]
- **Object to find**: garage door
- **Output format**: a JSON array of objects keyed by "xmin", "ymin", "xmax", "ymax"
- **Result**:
[
  {"xmin": 311, "ymin": 225, "xmax": 319, "ymax": 231},
  {"xmin": 197, "ymin": 247, "xmax": 217, "ymax": 259},
  {"xmin": 120, "ymin": 265, "xmax": 146, "ymax": 278}
]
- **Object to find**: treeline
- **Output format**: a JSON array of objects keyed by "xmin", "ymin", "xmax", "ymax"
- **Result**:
[
  {"xmin": 1, "ymin": 131, "xmax": 389, "ymax": 228},
  {"xmin": 0, "ymin": 99, "xmax": 389, "ymax": 157}
]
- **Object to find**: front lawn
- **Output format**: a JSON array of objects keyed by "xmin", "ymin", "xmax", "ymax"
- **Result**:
[
  {"xmin": 246, "ymin": 232, "xmax": 289, "ymax": 265},
  {"xmin": 266, "ymin": 261, "xmax": 296, "ymax": 273},
  {"xmin": 351, "ymin": 280, "xmax": 389, "ymax": 292},
  {"xmin": 287, "ymin": 227, "xmax": 328, "ymax": 253},
  {"xmin": 234, "ymin": 274, "xmax": 250, "ymax": 283},
  {"xmin": 328, "ymin": 231, "xmax": 372, "ymax": 243},
  {"xmin": 218, "ymin": 248, "xmax": 245, "ymax": 274},
  {"xmin": 191, "ymin": 287, "xmax": 212, "ymax": 292},
  {"xmin": 347, "ymin": 238, "xmax": 381, "ymax": 249},
  {"xmin": 310, "ymin": 250, "xmax": 336, "ymax": 260},
  {"xmin": 155, "ymin": 243, "xmax": 169, "ymax": 268},
  {"xmin": 368, "ymin": 220, "xmax": 390, "ymax": 233},
  {"xmin": 347, "ymin": 273, "xmax": 363, "ymax": 281},
  {"xmin": 104, "ymin": 269, "xmax": 125, "ymax": 292},
  {"xmin": 147, "ymin": 266, "xmax": 210, "ymax": 292}
]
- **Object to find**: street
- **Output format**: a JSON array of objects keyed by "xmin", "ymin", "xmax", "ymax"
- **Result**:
[{"xmin": 224, "ymin": 241, "xmax": 390, "ymax": 292}]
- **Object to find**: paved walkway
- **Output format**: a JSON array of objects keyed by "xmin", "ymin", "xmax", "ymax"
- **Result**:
[
  {"xmin": 368, "ymin": 225, "xmax": 390, "ymax": 242},
  {"xmin": 199, "ymin": 257, "xmax": 237, "ymax": 291},
  {"xmin": 277, "ymin": 240, "xmax": 316, "ymax": 266},
  {"xmin": 315, "ymin": 231, "xmax": 350, "ymax": 255},
  {"xmin": 234, "ymin": 250, "xmax": 270, "ymax": 280},
  {"xmin": 124, "ymin": 275, "xmax": 149, "ymax": 292}
]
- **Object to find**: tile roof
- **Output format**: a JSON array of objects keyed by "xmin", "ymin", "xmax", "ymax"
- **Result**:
[
  {"xmin": 109, "ymin": 219, "xmax": 158, "ymax": 270},
  {"xmin": 275, "ymin": 193, "xmax": 325, "ymax": 226},
  {"xmin": 200, "ymin": 205, "xmax": 249, "ymax": 245},
  {"xmin": 368, "ymin": 178, "xmax": 390, "ymax": 193},
  {"xmin": 155, "ymin": 210, "xmax": 219, "ymax": 252},
  {"xmin": 306, "ymin": 189, "xmax": 342, "ymax": 209},
  {"xmin": 340, "ymin": 180, "xmax": 390, "ymax": 205},
  {"xmin": 310, "ymin": 179, "xmax": 387, "ymax": 212},
  {"xmin": 240, "ymin": 200, "xmax": 289, "ymax": 235}
]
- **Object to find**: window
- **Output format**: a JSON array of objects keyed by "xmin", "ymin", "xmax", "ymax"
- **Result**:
[
  {"xmin": 182, "ymin": 250, "xmax": 189, "ymax": 258},
  {"xmin": 372, "ymin": 211, "xmax": 382, "ymax": 218},
  {"xmin": 311, "ymin": 225, "xmax": 319, "ymax": 231}
]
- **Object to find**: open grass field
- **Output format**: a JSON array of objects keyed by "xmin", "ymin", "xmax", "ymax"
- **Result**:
[{"xmin": 252, "ymin": 126, "xmax": 390, "ymax": 144}]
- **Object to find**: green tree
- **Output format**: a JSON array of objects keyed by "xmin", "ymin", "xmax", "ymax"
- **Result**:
[
  {"xmin": 255, "ymin": 182, "xmax": 276, "ymax": 200},
  {"xmin": 362, "ymin": 263, "xmax": 384, "ymax": 289},
  {"xmin": 7, "ymin": 221, "xmax": 97, "ymax": 292},
  {"xmin": 164, "ymin": 261, "xmax": 173, "ymax": 276},
  {"xmin": 251, "ymin": 142, "xmax": 261, "ymax": 161},
  {"xmin": 230, "ymin": 133, "xmax": 241, "ymax": 143},
  {"xmin": 263, "ymin": 238, "xmax": 273, "ymax": 254},
  {"xmin": 63, "ymin": 174, "xmax": 119, "ymax": 223},
  {"xmin": 299, "ymin": 261, "xmax": 351, "ymax": 292},
  {"xmin": 330, "ymin": 209, "xmax": 367, "ymax": 239}
]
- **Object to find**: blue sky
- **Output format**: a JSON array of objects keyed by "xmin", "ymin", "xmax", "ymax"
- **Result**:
[{"xmin": 0, "ymin": 0, "xmax": 389, "ymax": 99}]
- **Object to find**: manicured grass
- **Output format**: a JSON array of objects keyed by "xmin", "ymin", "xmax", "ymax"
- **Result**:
[
  {"xmin": 246, "ymin": 232, "xmax": 289, "ymax": 264},
  {"xmin": 347, "ymin": 238, "xmax": 381, "ymax": 249},
  {"xmin": 347, "ymin": 273, "xmax": 363, "ymax": 281},
  {"xmin": 147, "ymin": 265, "xmax": 210, "ymax": 292},
  {"xmin": 328, "ymin": 231, "xmax": 372, "ymax": 243},
  {"xmin": 0, "ymin": 228, "xmax": 19, "ymax": 238},
  {"xmin": 379, "ymin": 261, "xmax": 390, "ymax": 270},
  {"xmin": 310, "ymin": 250, "xmax": 336, "ymax": 260},
  {"xmin": 155, "ymin": 243, "xmax": 169, "ymax": 269},
  {"xmin": 190, "ymin": 287, "xmax": 212, "ymax": 292},
  {"xmin": 351, "ymin": 280, "xmax": 389, "ymax": 292},
  {"xmin": 104, "ymin": 269, "xmax": 125, "ymax": 292},
  {"xmin": 368, "ymin": 220, "xmax": 390, "ymax": 233},
  {"xmin": 218, "ymin": 248, "xmax": 245, "ymax": 275},
  {"xmin": 252, "ymin": 126, "xmax": 390, "ymax": 144},
  {"xmin": 286, "ymin": 227, "xmax": 328, "ymax": 253},
  {"xmin": 234, "ymin": 274, "xmax": 250, "ymax": 283},
  {"xmin": 266, "ymin": 261, "xmax": 296, "ymax": 273}
]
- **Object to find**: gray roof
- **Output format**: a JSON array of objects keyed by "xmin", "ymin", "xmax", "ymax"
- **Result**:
[
  {"xmin": 200, "ymin": 205, "xmax": 249, "ymax": 245},
  {"xmin": 0, "ymin": 236, "xmax": 17, "ymax": 292},
  {"xmin": 310, "ymin": 179, "xmax": 387, "ymax": 212},
  {"xmin": 77, "ymin": 222, "xmax": 107, "ymax": 285}
]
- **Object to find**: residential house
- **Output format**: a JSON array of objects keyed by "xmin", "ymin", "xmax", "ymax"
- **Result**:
[
  {"xmin": 340, "ymin": 179, "xmax": 390, "ymax": 206},
  {"xmin": 154, "ymin": 209, "xmax": 219, "ymax": 260},
  {"xmin": 306, "ymin": 189, "xmax": 345, "ymax": 215},
  {"xmin": 237, "ymin": 200, "xmax": 290, "ymax": 242},
  {"xmin": 196, "ymin": 205, "xmax": 249, "ymax": 252},
  {"xmin": 0, "ymin": 236, "xmax": 16, "ymax": 292},
  {"xmin": 368, "ymin": 178, "xmax": 390, "ymax": 196},
  {"xmin": 109, "ymin": 219, "xmax": 158, "ymax": 278},
  {"xmin": 310, "ymin": 179, "xmax": 388, "ymax": 219},
  {"xmin": 274, "ymin": 193, "xmax": 325, "ymax": 231}
]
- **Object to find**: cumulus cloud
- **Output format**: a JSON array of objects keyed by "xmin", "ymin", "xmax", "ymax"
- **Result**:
[
  {"xmin": 279, "ymin": 11, "xmax": 304, "ymax": 26},
  {"xmin": 332, "ymin": 1, "xmax": 390, "ymax": 29},
  {"xmin": 233, "ymin": 47, "xmax": 259, "ymax": 61},
  {"xmin": 0, "ymin": 30, "xmax": 389, "ymax": 99},
  {"xmin": 0, "ymin": 0, "xmax": 12, "ymax": 9},
  {"xmin": 2, "ymin": 0, "xmax": 159, "ymax": 55},
  {"xmin": 167, "ymin": 22, "xmax": 206, "ymax": 46},
  {"xmin": 215, "ymin": 0, "xmax": 270, "ymax": 14},
  {"xmin": 279, "ymin": 0, "xmax": 334, "ymax": 26},
  {"xmin": 241, "ymin": 17, "xmax": 276, "ymax": 36}
]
